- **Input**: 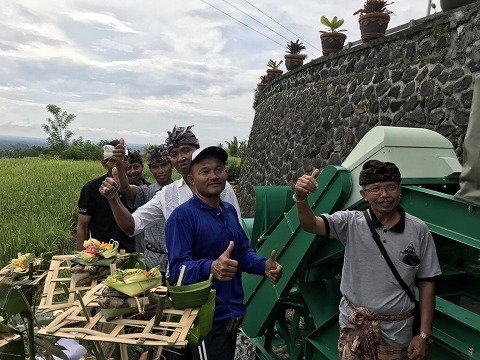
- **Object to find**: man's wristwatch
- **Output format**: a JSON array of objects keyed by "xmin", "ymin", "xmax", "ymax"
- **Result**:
[{"xmin": 418, "ymin": 331, "xmax": 434, "ymax": 344}]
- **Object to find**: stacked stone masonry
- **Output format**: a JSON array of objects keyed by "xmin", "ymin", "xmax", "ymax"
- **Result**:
[{"xmin": 237, "ymin": 3, "xmax": 480, "ymax": 217}]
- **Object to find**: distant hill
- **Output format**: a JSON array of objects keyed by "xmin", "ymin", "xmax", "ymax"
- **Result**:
[
  {"xmin": 0, "ymin": 135, "xmax": 47, "ymax": 149},
  {"xmin": 0, "ymin": 135, "xmax": 146, "ymax": 151}
]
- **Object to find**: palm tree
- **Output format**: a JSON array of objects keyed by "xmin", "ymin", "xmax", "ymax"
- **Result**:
[{"xmin": 224, "ymin": 137, "xmax": 239, "ymax": 157}]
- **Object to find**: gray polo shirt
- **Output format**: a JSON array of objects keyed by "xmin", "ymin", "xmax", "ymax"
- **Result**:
[{"xmin": 321, "ymin": 207, "xmax": 441, "ymax": 347}]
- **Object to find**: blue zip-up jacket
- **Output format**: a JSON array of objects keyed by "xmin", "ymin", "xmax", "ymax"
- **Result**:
[{"xmin": 165, "ymin": 195, "xmax": 267, "ymax": 322}]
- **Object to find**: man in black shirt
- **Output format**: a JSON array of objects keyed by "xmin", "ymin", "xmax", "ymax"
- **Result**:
[{"xmin": 76, "ymin": 140, "xmax": 135, "ymax": 253}]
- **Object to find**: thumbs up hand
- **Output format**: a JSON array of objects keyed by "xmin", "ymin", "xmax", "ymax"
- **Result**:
[
  {"xmin": 265, "ymin": 250, "xmax": 283, "ymax": 284},
  {"xmin": 99, "ymin": 167, "xmax": 120, "ymax": 199},
  {"xmin": 294, "ymin": 168, "xmax": 320, "ymax": 202},
  {"xmin": 211, "ymin": 241, "xmax": 238, "ymax": 281},
  {"xmin": 112, "ymin": 137, "xmax": 127, "ymax": 167}
]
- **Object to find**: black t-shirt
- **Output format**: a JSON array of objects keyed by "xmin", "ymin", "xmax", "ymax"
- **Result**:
[{"xmin": 78, "ymin": 174, "xmax": 135, "ymax": 253}]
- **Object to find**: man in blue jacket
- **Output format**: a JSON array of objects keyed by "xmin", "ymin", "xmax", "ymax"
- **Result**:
[{"xmin": 165, "ymin": 146, "xmax": 283, "ymax": 360}]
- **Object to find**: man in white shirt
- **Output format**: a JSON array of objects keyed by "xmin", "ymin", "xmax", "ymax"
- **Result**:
[{"xmin": 100, "ymin": 125, "xmax": 241, "ymax": 245}]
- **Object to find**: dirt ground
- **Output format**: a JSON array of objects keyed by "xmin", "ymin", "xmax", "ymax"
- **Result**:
[{"xmin": 235, "ymin": 332, "xmax": 255, "ymax": 360}]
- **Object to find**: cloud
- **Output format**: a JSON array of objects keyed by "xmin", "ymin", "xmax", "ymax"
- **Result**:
[{"xmin": 0, "ymin": 0, "xmax": 432, "ymax": 146}]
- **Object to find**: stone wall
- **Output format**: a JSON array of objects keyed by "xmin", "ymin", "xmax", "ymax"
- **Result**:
[{"xmin": 237, "ymin": 3, "xmax": 480, "ymax": 217}]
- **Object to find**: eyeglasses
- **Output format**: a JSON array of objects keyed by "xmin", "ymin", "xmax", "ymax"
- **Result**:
[{"xmin": 364, "ymin": 185, "xmax": 400, "ymax": 194}]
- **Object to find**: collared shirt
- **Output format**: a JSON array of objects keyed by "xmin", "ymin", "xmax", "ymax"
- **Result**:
[
  {"xmin": 129, "ymin": 182, "xmax": 166, "ymax": 270},
  {"xmin": 321, "ymin": 207, "xmax": 441, "ymax": 347},
  {"xmin": 132, "ymin": 177, "xmax": 241, "ymax": 236},
  {"xmin": 165, "ymin": 195, "xmax": 266, "ymax": 322}
]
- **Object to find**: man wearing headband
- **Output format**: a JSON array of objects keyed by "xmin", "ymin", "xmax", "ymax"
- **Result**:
[
  {"xmin": 294, "ymin": 160, "xmax": 441, "ymax": 360},
  {"xmin": 76, "ymin": 140, "xmax": 135, "ymax": 253},
  {"xmin": 126, "ymin": 150, "xmax": 150, "ymax": 187},
  {"xmin": 110, "ymin": 144, "xmax": 174, "ymax": 273},
  {"xmin": 100, "ymin": 125, "xmax": 241, "ymax": 268}
]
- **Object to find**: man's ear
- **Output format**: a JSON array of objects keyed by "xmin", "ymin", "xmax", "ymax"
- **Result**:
[
  {"xmin": 359, "ymin": 189, "xmax": 366, "ymax": 200},
  {"xmin": 186, "ymin": 174, "xmax": 194, "ymax": 186}
]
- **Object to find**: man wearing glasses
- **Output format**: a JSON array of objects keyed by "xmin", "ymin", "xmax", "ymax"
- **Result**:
[{"xmin": 293, "ymin": 160, "xmax": 441, "ymax": 360}]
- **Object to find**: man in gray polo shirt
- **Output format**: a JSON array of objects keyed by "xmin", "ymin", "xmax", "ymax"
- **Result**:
[{"xmin": 293, "ymin": 160, "xmax": 441, "ymax": 360}]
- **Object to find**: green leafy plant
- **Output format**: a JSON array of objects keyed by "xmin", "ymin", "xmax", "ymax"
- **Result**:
[
  {"xmin": 286, "ymin": 39, "xmax": 306, "ymax": 55},
  {"xmin": 259, "ymin": 74, "xmax": 268, "ymax": 84},
  {"xmin": 320, "ymin": 16, "xmax": 347, "ymax": 33},
  {"xmin": 430, "ymin": 24, "xmax": 445, "ymax": 37},
  {"xmin": 267, "ymin": 59, "xmax": 283, "ymax": 70},
  {"xmin": 353, "ymin": 0, "xmax": 394, "ymax": 15}
]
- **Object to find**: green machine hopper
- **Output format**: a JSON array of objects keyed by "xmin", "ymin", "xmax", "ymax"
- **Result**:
[{"xmin": 241, "ymin": 126, "xmax": 480, "ymax": 360}]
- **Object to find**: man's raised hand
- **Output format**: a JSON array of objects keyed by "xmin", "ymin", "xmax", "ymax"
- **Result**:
[
  {"xmin": 99, "ymin": 167, "xmax": 120, "ymax": 199},
  {"xmin": 265, "ymin": 250, "xmax": 283, "ymax": 284},
  {"xmin": 294, "ymin": 168, "xmax": 320, "ymax": 200},
  {"xmin": 211, "ymin": 241, "xmax": 238, "ymax": 281},
  {"xmin": 112, "ymin": 137, "xmax": 127, "ymax": 166}
]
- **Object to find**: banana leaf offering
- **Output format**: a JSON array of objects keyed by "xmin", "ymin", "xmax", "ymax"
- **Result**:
[
  {"xmin": 0, "ymin": 253, "xmax": 50, "ymax": 278},
  {"xmin": 70, "ymin": 238, "xmax": 119, "ymax": 266},
  {"xmin": 104, "ymin": 266, "xmax": 162, "ymax": 297}
]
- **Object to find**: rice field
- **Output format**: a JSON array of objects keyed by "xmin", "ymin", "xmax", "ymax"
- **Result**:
[{"xmin": 1, "ymin": 158, "xmax": 105, "ymax": 265}]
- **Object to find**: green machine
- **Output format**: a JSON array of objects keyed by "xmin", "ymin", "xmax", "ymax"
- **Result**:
[{"xmin": 241, "ymin": 126, "xmax": 480, "ymax": 360}]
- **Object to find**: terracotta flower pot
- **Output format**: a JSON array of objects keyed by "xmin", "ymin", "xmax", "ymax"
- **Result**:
[
  {"xmin": 320, "ymin": 32, "xmax": 347, "ymax": 56},
  {"xmin": 266, "ymin": 69, "xmax": 283, "ymax": 82},
  {"xmin": 358, "ymin": 13, "xmax": 390, "ymax": 42},
  {"xmin": 284, "ymin": 54, "xmax": 305, "ymax": 71},
  {"xmin": 257, "ymin": 83, "xmax": 268, "ymax": 92}
]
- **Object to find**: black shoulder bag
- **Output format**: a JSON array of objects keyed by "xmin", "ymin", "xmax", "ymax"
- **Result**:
[{"xmin": 363, "ymin": 210, "xmax": 421, "ymax": 335}]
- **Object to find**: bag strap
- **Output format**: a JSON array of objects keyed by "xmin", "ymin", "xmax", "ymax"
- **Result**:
[{"xmin": 363, "ymin": 210, "xmax": 417, "ymax": 304}]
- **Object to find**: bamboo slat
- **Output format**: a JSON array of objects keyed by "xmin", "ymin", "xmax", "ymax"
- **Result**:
[
  {"xmin": 38, "ymin": 255, "xmax": 106, "ymax": 313},
  {"xmin": 37, "ymin": 282, "xmax": 199, "ymax": 347}
]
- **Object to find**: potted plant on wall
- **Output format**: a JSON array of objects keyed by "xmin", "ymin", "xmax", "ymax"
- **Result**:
[
  {"xmin": 284, "ymin": 39, "xmax": 307, "ymax": 71},
  {"xmin": 319, "ymin": 16, "xmax": 348, "ymax": 56},
  {"xmin": 266, "ymin": 59, "xmax": 284, "ymax": 81},
  {"xmin": 353, "ymin": 0, "xmax": 393, "ymax": 42},
  {"xmin": 257, "ymin": 74, "xmax": 268, "ymax": 92}
]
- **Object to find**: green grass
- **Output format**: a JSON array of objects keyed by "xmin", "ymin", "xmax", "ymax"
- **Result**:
[
  {"xmin": 1, "ymin": 157, "xmax": 230, "ymax": 267},
  {"xmin": 1, "ymin": 158, "xmax": 106, "ymax": 266}
]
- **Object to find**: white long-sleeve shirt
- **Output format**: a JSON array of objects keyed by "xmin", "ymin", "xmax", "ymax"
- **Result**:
[{"xmin": 132, "ymin": 177, "xmax": 241, "ymax": 236}]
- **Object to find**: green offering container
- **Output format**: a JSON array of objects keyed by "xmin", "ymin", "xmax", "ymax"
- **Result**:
[
  {"xmin": 186, "ymin": 289, "xmax": 216, "ymax": 345},
  {"xmin": 167, "ymin": 274, "xmax": 213, "ymax": 310}
]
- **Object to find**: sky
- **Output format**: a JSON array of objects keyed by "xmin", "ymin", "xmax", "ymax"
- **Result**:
[{"xmin": 0, "ymin": 0, "xmax": 436, "ymax": 147}]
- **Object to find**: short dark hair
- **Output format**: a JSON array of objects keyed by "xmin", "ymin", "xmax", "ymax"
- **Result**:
[{"xmin": 127, "ymin": 150, "xmax": 143, "ymax": 164}]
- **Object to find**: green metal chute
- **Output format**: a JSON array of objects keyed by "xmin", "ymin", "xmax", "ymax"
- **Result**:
[{"xmin": 242, "ymin": 165, "xmax": 351, "ymax": 359}]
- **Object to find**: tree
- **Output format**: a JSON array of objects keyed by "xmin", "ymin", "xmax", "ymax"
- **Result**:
[
  {"xmin": 224, "ymin": 137, "xmax": 239, "ymax": 157},
  {"xmin": 238, "ymin": 139, "xmax": 248, "ymax": 158},
  {"xmin": 42, "ymin": 104, "xmax": 75, "ymax": 154},
  {"xmin": 224, "ymin": 136, "xmax": 248, "ymax": 158},
  {"xmin": 61, "ymin": 136, "xmax": 103, "ymax": 160}
]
